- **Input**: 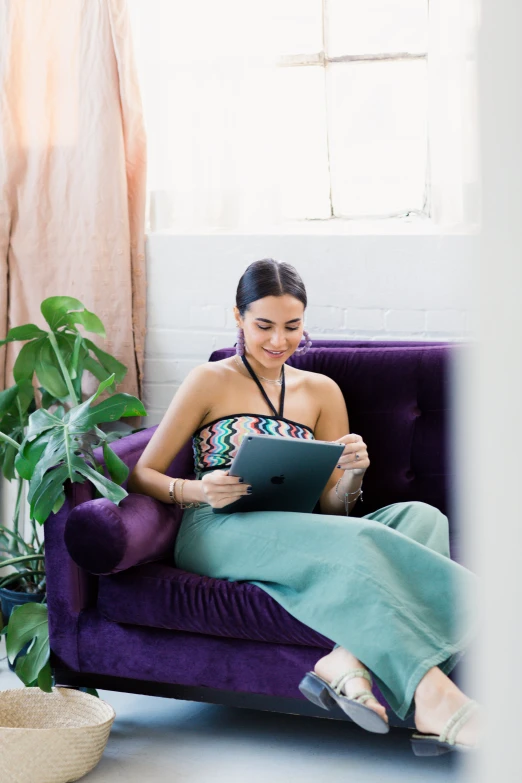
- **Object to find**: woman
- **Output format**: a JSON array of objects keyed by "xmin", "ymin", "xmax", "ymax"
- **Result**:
[{"xmin": 129, "ymin": 259, "xmax": 480, "ymax": 755}]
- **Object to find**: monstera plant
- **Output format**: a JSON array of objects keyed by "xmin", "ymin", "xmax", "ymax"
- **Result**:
[{"xmin": 0, "ymin": 296, "xmax": 146, "ymax": 691}]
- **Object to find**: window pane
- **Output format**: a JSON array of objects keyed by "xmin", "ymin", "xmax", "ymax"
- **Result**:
[
  {"xmin": 129, "ymin": 0, "xmax": 323, "ymax": 64},
  {"xmin": 276, "ymin": 66, "xmax": 331, "ymax": 220},
  {"xmin": 327, "ymin": 0, "xmax": 428, "ymax": 57},
  {"xmin": 327, "ymin": 60, "xmax": 427, "ymax": 216},
  {"xmin": 146, "ymin": 63, "xmax": 292, "ymax": 229},
  {"xmin": 267, "ymin": 0, "xmax": 323, "ymax": 56}
]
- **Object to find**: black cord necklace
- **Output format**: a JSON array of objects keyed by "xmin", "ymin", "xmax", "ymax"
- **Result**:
[{"xmin": 241, "ymin": 354, "xmax": 286, "ymax": 418}]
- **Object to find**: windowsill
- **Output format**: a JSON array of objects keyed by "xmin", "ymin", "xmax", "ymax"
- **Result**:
[{"xmin": 149, "ymin": 216, "xmax": 479, "ymax": 237}]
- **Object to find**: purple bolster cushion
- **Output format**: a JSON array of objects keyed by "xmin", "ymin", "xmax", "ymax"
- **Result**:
[{"xmin": 64, "ymin": 494, "xmax": 181, "ymax": 575}]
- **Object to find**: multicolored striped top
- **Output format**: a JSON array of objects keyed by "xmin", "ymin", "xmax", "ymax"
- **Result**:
[{"xmin": 192, "ymin": 414, "xmax": 315, "ymax": 475}]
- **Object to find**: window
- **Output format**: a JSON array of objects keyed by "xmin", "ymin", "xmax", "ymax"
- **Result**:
[{"xmin": 129, "ymin": 2, "xmax": 430, "ymax": 230}]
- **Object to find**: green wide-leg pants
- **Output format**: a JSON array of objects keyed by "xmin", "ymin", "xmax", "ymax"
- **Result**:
[{"xmin": 174, "ymin": 499, "xmax": 477, "ymax": 719}]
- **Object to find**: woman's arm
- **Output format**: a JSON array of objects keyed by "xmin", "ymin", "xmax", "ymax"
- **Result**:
[
  {"xmin": 128, "ymin": 363, "xmax": 251, "ymax": 509},
  {"xmin": 128, "ymin": 364, "xmax": 213, "ymax": 504},
  {"xmin": 312, "ymin": 375, "xmax": 368, "ymax": 516}
]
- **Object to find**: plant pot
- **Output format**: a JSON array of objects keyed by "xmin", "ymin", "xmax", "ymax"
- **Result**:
[{"xmin": 0, "ymin": 586, "xmax": 45, "ymax": 672}]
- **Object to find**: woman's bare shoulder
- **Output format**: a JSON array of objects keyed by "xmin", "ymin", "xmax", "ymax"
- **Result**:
[
  {"xmin": 183, "ymin": 358, "xmax": 233, "ymax": 382},
  {"xmin": 186, "ymin": 357, "xmax": 235, "ymax": 385}
]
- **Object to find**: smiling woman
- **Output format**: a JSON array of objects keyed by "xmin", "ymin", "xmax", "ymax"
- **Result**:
[
  {"xmin": 128, "ymin": 258, "xmax": 480, "ymax": 754},
  {"xmin": 233, "ymin": 258, "xmax": 310, "ymax": 380}
]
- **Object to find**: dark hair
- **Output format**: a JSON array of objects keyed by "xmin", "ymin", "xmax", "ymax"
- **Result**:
[{"xmin": 236, "ymin": 259, "xmax": 307, "ymax": 316}]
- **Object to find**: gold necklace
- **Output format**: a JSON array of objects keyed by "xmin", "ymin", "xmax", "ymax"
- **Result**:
[{"xmin": 234, "ymin": 354, "xmax": 284, "ymax": 385}]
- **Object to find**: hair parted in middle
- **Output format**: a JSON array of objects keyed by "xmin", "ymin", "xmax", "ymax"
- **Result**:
[{"xmin": 235, "ymin": 259, "xmax": 307, "ymax": 316}]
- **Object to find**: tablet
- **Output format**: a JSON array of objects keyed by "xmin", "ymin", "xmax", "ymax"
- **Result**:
[{"xmin": 212, "ymin": 434, "xmax": 345, "ymax": 514}]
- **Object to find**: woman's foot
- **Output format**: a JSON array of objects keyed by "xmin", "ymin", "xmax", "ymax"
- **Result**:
[
  {"xmin": 414, "ymin": 667, "xmax": 481, "ymax": 747},
  {"xmin": 314, "ymin": 647, "xmax": 388, "ymax": 725}
]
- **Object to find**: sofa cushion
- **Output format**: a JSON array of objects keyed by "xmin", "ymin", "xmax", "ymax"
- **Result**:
[
  {"xmin": 97, "ymin": 562, "xmax": 333, "ymax": 648},
  {"xmin": 65, "ymin": 494, "xmax": 181, "ymax": 575}
]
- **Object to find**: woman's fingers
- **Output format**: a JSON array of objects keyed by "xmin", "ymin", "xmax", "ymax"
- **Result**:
[
  {"xmin": 335, "ymin": 437, "xmax": 370, "ymax": 472},
  {"xmin": 208, "ymin": 471, "xmax": 247, "ymax": 485},
  {"xmin": 202, "ymin": 471, "xmax": 252, "ymax": 507},
  {"xmin": 208, "ymin": 475, "xmax": 251, "ymax": 492}
]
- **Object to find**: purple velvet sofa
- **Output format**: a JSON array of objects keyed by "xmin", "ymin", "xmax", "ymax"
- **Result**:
[{"xmin": 45, "ymin": 340, "xmax": 465, "ymax": 729}]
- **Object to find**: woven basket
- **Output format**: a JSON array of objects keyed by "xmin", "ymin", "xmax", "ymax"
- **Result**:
[{"xmin": 0, "ymin": 687, "xmax": 116, "ymax": 783}]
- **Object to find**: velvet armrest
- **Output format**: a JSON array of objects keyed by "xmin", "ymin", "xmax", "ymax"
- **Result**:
[{"xmin": 64, "ymin": 494, "xmax": 182, "ymax": 576}]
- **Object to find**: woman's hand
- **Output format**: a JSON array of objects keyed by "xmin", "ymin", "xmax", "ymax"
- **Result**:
[
  {"xmin": 333, "ymin": 433, "xmax": 370, "ymax": 477},
  {"xmin": 200, "ymin": 470, "xmax": 251, "ymax": 508}
]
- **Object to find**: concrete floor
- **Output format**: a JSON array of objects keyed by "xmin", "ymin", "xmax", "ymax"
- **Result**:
[{"xmin": 0, "ymin": 639, "xmax": 464, "ymax": 782}]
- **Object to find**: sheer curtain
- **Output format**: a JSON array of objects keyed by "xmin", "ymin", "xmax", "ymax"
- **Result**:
[{"xmin": 0, "ymin": 0, "xmax": 147, "ymax": 395}]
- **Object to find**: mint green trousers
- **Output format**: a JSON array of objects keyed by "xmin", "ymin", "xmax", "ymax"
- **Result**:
[{"xmin": 174, "ymin": 499, "xmax": 477, "ymax": 719}]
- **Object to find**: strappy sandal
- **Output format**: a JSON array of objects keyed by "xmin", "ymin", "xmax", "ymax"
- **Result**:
[
  {"xmin": 410, "ymin": 699, "xmax": 480, "ymax": 756},
  {"xmin": 298, "ymin": 667, "xmax": 389, "ymax": 734}
]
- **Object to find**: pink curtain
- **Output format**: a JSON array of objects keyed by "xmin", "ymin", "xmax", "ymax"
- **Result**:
[{"xmin": 0, "ymin": 0, "xmax": 146, "ymax": 397}]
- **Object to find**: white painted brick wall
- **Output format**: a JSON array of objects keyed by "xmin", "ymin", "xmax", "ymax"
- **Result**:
[
  {"xmin": 344, "ymin": 308, "xmax": 385, "ymax": 331},
  {"xmin": 305, "ymin": 305, "xmax": 344, "ymax": 331},
  {"xmin": 143, "ymin": 232, "xmax": 477, "ymax": 424},
  {"xmin": 426, "ymin": 309, "xmax": 467, "ymax": 333},
  {"xmin": 384, "ymin": 309, "xmax": 426, "ymax": 332}
]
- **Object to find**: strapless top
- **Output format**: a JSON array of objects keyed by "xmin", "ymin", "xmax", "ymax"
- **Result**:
[{"xmin": 192, "ymin": 414, "xmax": 315, "ymax": 476}]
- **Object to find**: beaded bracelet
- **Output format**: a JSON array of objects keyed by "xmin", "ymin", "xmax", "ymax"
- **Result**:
[{"xmin": 334, "ymin": 477, "xmax": 363, "ymax": 515}]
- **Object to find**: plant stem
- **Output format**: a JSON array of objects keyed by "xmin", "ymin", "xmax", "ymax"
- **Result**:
[
  {"xmin": 48, "ymin": 331, "xmax": 79, "ymax": 406},
  {"xmin": 13, "ymin": 475, "xmax": 24, "ymax": 539},
  {"xmin": 0, "ymin": 431, "xmax": 21, "ymax": 450}
]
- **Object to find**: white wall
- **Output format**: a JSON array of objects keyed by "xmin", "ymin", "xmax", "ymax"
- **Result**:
[{"xmin": 143, "ymin": 229, "xmax": 477, "ymax": 424}]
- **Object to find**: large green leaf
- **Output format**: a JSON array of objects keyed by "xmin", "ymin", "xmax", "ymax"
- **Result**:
[
  {"xmin": 84, "ymin": 355, "xmax": 113, "ymax": 384},
  {"xmin": 2, "ymin": 442, "xmax": 17, "ymax": 480},
  {"xmin": 25, "ymin": 408, "xmax": 62, "ymax": 442},
  {"xmin": 0, "ymin": 324, "xmax": 47, "ymax": 345},
  {"xmin": 13, "ymin": 338, "xmax": 44, "ymax": 382},
  {"xmin": 87, "ymin": 393, "xmax": 147, "ymax": 424},
  {"xmin": 40, "ymin": 296, "xmax": 84, "ymax": 331},
  {"xmin": 6, "ymin": 603, "xmax": 50, "ymax": 690},
  {"xmin": 29, "ymin": 464, "xmax": 73, "ymax": 524},
  {"xmin": 16, "ymin": 378, "xmax": 36, "ymax": 415},
  {"xmin": 80, "ymin": 463, "xmax": 127, "ymax": 504},
  {"xmin": 0, "ymin": 385, "xmax": 19, "ymax": 415},
  {"xmin": 6, "ymin": 603, "xmax": 51, "ymax": 690},
  {"xmin": 84, "ymin": 339, "xmax": 127, "ymax": 385},
  {"xmin": 37, "ymin": 659, "xmax": 53, "ymax": 690},
  {"xmin": 65, "ymin": 374, "xmax": 117, "ymax": 431},
  {"xmin": 103, "ymin": 441, "xmax": 129, "ymax": 485},
  {"xmin": 35, "ymin": 340, "xmax": 69, "ymax": 399},
  {"xmin": 65, "ymin": 310, "xmax": 106, "ymax": 337},
  {"xmin": 15, "ymin": 435, "xmax": 49, "ymax": 480},
  {"xmin": 0, "ymin": 382, "xmax": 31, "ymax": 478}
]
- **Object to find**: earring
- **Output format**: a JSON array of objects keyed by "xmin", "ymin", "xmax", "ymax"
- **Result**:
[
  {"xmin": 294, "ymin": 330, "xmax": 312, "ymax": 355},
  {"xmin": 235, "ymin": 326, "xmax": 245, "ymax": 356}
]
